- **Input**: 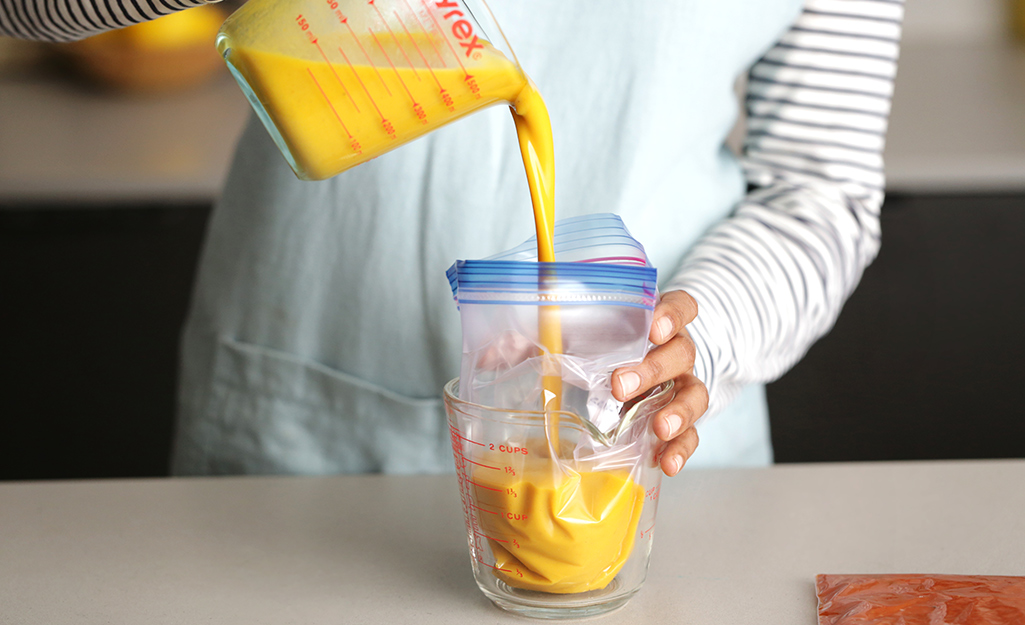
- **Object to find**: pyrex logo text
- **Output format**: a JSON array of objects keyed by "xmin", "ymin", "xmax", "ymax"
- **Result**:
[{"xmin": 435, "ymin": 1, "xmax": 484, "ymax": 57}]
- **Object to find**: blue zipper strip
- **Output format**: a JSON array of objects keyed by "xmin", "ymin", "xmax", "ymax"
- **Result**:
[{"xmin": 449, "ymin": 261, "xmax": 657, "ymax": 308}]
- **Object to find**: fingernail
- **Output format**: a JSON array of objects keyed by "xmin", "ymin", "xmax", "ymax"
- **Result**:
[
  {"xmin": 656, "ymin": 317, "xmax": 673, "ymax": 342},
  {"xmin": 671, "ymin": 455, "xmax": 683, "ymax": 475},
  {"xmin": 619, "ymin": 371, "xmax": 640, "ymax": 396},
  {"xmin": 665, "ymin": 414, "xmax": 682, "ymax": 437}
]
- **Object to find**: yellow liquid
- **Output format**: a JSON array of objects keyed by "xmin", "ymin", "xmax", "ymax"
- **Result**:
[
  {"xmin": 229, "ymin": 43, "xmax": 526, "ymax": 180},
  {"xmin": 229, "ymin": 37, "xmax": 639, "ymax": 594},
  {"xmin": 509, "ymin": 77, "xmax": 563, "ymax": 444},
  {"xmin": 472, "ymin": 454, "xmax": 645, "ymax": 594}
]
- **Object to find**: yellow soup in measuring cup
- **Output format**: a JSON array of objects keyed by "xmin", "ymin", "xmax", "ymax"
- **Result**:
[
  {"xmin": 225, "ymin": 35, "xmax": 527, "ymax": 181},
  {"xmin": 470, "ymin": 454, "xmax": 645, "ymax": 594}
]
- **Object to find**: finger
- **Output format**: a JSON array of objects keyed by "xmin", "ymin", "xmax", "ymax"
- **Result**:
[
  {"xmin": 653, "ymin": 374, "xmax": 710, "ymax": 441},
  {"xmin": 613, "ymin": 335, "xmax": 696, "ymax": 401},
  {"xmin": 650, "ymin": 290, "xmax": 699, "ymax": 345},
  {"xmin": 661, "ymin": 427, "xmax": 699, "ymax": 477}
]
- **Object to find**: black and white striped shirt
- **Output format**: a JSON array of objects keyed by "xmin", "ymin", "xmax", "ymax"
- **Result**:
[
  {"xmin": 666, "ymin": 0, "xmax": 902, "ymax": 416},
  {"xmin": 0, "ymin": 0, "xmax": 207, "ymax": 41},
  {"xmin": 2, "ymin": 0, "xmax": 904, "ymax": 421}
]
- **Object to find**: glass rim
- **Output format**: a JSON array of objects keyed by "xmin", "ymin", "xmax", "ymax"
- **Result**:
[{"xmin": 443, "ymin": 377, "xmax": 675, "ymax": 445}]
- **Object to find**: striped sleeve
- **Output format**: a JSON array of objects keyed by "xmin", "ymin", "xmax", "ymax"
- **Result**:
[
  {"xmin": 664, "ymin": 0, "xmax": 904, "ymax": 418},
  {"xmin": 0, "ymin": 0, "xmax": 210, "ymax": 42}
]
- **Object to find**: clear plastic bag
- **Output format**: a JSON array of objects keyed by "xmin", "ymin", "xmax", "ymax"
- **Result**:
[
  {"xmin": 816, "ymin": 574, "xmax": 1025, "ymax": 625},
  {"xmin": 447, "ymin": 213, "xmax": 658, "ymax": 433},
  {"xmin": 444, "ymin": 214, "xmax": 671, "ymax": 603}
]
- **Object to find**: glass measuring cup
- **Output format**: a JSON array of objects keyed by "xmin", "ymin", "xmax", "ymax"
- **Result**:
[
  {"xmin": 444, "ymin": 378, "xmax": 675, "ymax": 619},
  {"xmin": 216, "ymin": 0, "xmax": 526, "ymax": 180}
]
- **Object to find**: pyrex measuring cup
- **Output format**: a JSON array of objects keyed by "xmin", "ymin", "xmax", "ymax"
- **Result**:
[
  {"xmin": 216, "ymin": 0, "xmax": 526, "ymax": 180},
  {"xmin": 444, "ymin": 378, "xmax": 675, "ymax": 619}
]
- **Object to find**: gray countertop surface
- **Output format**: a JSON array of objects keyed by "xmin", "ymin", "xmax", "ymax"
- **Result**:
[
  {"xmin": 2, "ymin": 41, "xmax": 1025, "ymax": 204},
  {"xmin": 1, "ymin": 459, "xmax": 1023, "ymax": 624}
]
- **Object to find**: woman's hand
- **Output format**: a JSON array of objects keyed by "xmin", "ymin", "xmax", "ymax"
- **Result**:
[{"xmin": 612, "ymin": 290, "xmax": 708, "ymax": 477}]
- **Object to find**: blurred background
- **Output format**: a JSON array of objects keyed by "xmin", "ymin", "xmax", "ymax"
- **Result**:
[{"xmin": 1, "ymin": 0, "xmax": 1023, "ymax": 480}]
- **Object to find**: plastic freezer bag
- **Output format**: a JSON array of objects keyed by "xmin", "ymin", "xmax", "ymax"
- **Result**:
[
  {"xmin": 816, "ymin": 574, "xmax": 1025, "ymax": 625},
  {"xmin": 447, "ymin": 213, "xmax": 658, "ymax": 434},
  {"xmin": 445, "ymin": 213, "xmax": 668, "ymax": 594}
]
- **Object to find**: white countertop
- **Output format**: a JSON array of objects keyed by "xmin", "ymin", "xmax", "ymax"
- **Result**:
[
  {"xmin": 1, "ymin": 459, "xmax": 1023, "ymax": 624},
  {"xmin": 1, "ymin": 41, "xmax": 1024, "ymax": 204}
]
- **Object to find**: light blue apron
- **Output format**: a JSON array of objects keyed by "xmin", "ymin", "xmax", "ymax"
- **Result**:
[{"xmin": 172, "ymin": 0, "xmax": 803, "ymax": 475}]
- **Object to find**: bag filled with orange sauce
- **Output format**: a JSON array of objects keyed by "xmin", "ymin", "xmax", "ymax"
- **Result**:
[{"xmin": 816, "ymin": 574, "xmax": 1025, "ymax": 625}]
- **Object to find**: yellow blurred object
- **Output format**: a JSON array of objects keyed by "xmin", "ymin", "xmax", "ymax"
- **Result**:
[
  {"xmin": 113, "ymin": 4, "xmax": 225, "ymax": 50},
  {"xmin": 1014, "ymin": 0, "xmax": 1025, "ymax": 42},
  {"xmin": 63, "ymin": 5, "xmax": 226, "ymax": 93}
]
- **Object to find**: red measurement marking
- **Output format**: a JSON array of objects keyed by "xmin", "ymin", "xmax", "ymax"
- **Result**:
[
  {"xmin": 477, "ymin": 558, "xmax": 511, "ymax": 573},
  {"xmin": 464, "ymin": 74, "xmax": 479, "ymax": 97},
  {"xmin": 467, "ymin": 480, "xmax": 502, "ymax": 492},
  {"xmin": 401, "ymin": 0, "xmax": 447, "ymax": 67},
  {"xmin": 472, "ymin": 503, "xmax": 500, "ymax": 515},
  {"xmin": 440, "ymin": 89, "xmax": 454, "ymax": 109},
  {"xmin": 312, "ymin": 40, "xmax": 360, "ymax": 113},
  {"xmin": 464, "ymin": 458, "xmax": 500, "ymax": 470},
  {"xmin": 394, "ymin": 9, "xmax": 442, "ymax": 90},
  {"xmin": 419, "ymin": 0, "xmax": 468, "ymax": 76},
  {"xmin": 645, "ymin": 485, "xmax": 661, "ymax": 502},
  {"xmin": 474, "ymin": 531, "xmax": 508, "ymax": 543},
  {"xmin": 369, "ymin": 28, "xmax": 418, "ymax": 105},
  {"xmin": 450, "ymin": 430, "xmax": 484, "ymax": 447},
  {"xmin": 336, "ymin": 45, "xmax": 387, "ymax": 121},
  {"xmin": 639, "ymin": 523, "xmax": 656, "ymax": 539},
  {"xmin": 340, "ymin": 16, "xmax": 392, "ymax": 96},
  {"xmin": 368, "ymin": 1, "xmax": 421, "ymax": 82},
  {"xmin": 307, "ymin": 68, "xmax": 352, "ymax": 138}
]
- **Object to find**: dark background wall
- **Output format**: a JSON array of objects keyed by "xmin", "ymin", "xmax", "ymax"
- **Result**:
[
  {"xmin": 1, "ymin": 193, "xmax": 1023, "ymax": 480},
  {"xmin": 767, "ymin": 194, "xmax": 1025, "ymax": 462},
  {"xmin": 1, "ymin": 204, "xmax": 208, "ymax": 480}
]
